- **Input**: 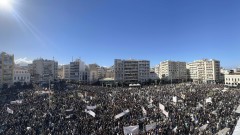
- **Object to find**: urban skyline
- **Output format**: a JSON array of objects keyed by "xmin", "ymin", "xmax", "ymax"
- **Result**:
[{"xmin": 1, "ymin": 0, "xmax": 240, "ymax": 68}]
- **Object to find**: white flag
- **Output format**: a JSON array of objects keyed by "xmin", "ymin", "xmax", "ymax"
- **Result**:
[
  {"xmin": 162, "ymin": 110, "xmax": 169, "ymax": 117},
  {"xmin": 10, "ymin": 100, "xmax": 23, "ymax": 104},
  {"xmin": 7, "ymin": 107, "xmax": 13, "ymax": 114},
  {"xmin": 173, "ymin": 126, "xmax": 178, "ymax": 133},
  {"xmin": 123, "ymin": 125, "xmax": 139, "ymax": 135},
  {"xmin": 114, "ymin": 109, "xmax": 130, "ymax": 120},
  {"xmin": 85, "ymin": 109, "xmax": 96, "ymax": 117}
]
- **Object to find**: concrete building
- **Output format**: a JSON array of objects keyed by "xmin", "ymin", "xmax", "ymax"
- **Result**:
[
  {"xmin": 114, "ymin": 59, "xmax": 150, "ymax": 84},
  {"xmin": 187, "ymin": 59, "xmax": 220, "ymax": 84},
  {"xmin": 70, "ymin": 59, "xmax": 89, "ymax": 83},
  {"xmin": 63, "ymin": 64, "xmax": 70, "ymax": 80},
  {"xmin": 0, "ymin": 52, "xmax": 14, "ymax": 88},
  {"xmin": 13, "ymin": 66, "xmax": 31, "ymax": 84},
  {"xmin": 105, "ymin": 66, "xmax": 114, "ymax": 78},
  {"xmin": 149, "ymin": 71, "xmax": 159, "ymax": 80},
  {"xmin": 225, "ymin": 73, "xmax": 240, "ymax": 87},
  {"xmin": 158, "ymin": 60, "xmax": 187, "ymax": 83},
  {"xmin": 32, "ymin": 59, "xmax": 58, "ymax": 83},
  {"xmin": 58, "ymin": 65, "xmax": 64, "ymax": 79}
]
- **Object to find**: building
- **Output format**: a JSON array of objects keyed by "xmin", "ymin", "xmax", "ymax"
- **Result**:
[
  {"xmin": 105, "ymin": 66, "xmax": 114, "ymax": 78},
  {"xmin": 70, "ymin": 59, "xmax": 89, "ymax": 83},
  {"xmin": 149, "ymin": 71, "xmax": 159, "ymax": 80},
  {"xmin": 13, "ymin": 66, "xmax": 31, "ymax": 84},
  {"xmin": 187, "ymin": 59, "xmax": 220, "ymax": 84},
  {"xmin": 0, "ymin": 52, "xmax": 14, "ymax": 88},
  {"xmin": 114, "ymin": 59, "xmax": 150, "ymax": 84},
  {"xmin": 32, "ymin": 59, "xmax": 58, "ymax": 83},
  {"xmin": 225, "ymin": 73, "xmax": 240, "ymax": 87},
  {"xmin": 58, "ymin": 65, "xmax": 64, "ymax": 79},
  {"xmin": 158, "ymin": 60, "xmax": 187, "ymax": 83},
  {"xmin": 89, "ymin": 64, "xmax": 100, "ymax": 84},
  {"xmin": 62, "ymin": 64, "xmax": 70, "ymax": 80}
]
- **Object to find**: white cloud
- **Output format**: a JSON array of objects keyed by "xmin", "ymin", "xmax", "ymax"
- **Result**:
[{"xmin": 15, "ymin": 57, "xmax": 33, "ymax": 66}]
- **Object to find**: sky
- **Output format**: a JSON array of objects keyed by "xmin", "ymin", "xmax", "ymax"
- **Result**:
[{"xmin": 0, "ymin": 0, "xmax": 240, "ymax": 68}]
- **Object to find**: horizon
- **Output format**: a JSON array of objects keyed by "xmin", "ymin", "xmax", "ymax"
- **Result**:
[{"xmin": 1, "ymin": 0, "xmax": 240, "ymax": 68}]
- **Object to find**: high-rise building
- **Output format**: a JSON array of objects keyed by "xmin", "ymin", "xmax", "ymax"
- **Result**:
[
  {"xmin": 32, "ymin": 59, "xmax": 58, "ymax": 83},
  {"xmin": 89, "ymin": 64, "xmax": 100, "ymax": 83},
  {"xmin": 114, "ymin": 59, "xmax": 150, "ymax": 84},
  {"xmin": 158, "ymin": 60, "xmax": 187, "ymax": 82},
  {"xmin": 0, "ymin": 52, "xmax": 14, "ymax": 88},
  {"xmin": 187, "ymin": 59, "xmax": 220, "ymax": 83},
  {"xmin": 70, "ymin": 59, "xmax": 89, "ymax": 83}
]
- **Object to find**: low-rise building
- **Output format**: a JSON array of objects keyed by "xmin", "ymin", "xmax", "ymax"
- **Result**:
[
  {"xmin": 13, "ymin": 67, "xmax": 31, "ymax": 84},
  {"xmin": 225, "ymin": 73, "xmax": 240, "ymax": 87}
]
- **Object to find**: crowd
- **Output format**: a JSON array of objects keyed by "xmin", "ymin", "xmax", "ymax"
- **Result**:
[{"xmin": 0, "ymin": 83, "xmax": 240, "ymax": 135}]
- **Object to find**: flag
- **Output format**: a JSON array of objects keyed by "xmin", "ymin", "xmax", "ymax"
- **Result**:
[
  {"xmin": 65, "ymin": 108, "xmax": 74, "ymax": 112},
  {"xmin": 141, "ymin": 106, "xmax": 147, "ymax": 116},
  {"xmin": 87, "ymin": 105, "xmax": 97, "ymax": 110},
  {"xmin": 7, "ymin": 107, "xmax": 13, "ymax": 114},
  {"xmin": 173, "ymin": 96, "xmax": 177, "ymax": 103},
  {"xmin": 123, "ymin": 125, "xmax": 139, "ymax": 135},
  {"xmin": 85, "ymin": 109, "xmax": 96, "ymax": 117},
  {"xmin": 27, "ymin": 127, "xmax": 31, "ymax": 130},
  {"xmin": 146, "ymin": 123, "xmax": 156, "ymax": 132},
  {"xmin": 114, "ymin": 109, "xmax": 130, "ymax": 120},
  {"xmin": 159, "ymin": 103, "xmax": 165, "ymax": 111}
]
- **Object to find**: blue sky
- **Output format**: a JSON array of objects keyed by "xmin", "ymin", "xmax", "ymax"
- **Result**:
[{"xmin": 0, "ymin": 0, "xmax": 240, "ymax": 68}]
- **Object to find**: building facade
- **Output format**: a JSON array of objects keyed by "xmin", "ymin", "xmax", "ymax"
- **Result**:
[
  {"xmin": 114, "ymin": 59, "xmax": 150, "ymax": 84},
  {"xmin": 70, "ymin": 59, "xmax": 89, "ymax": 83},
  {"xmin": 32, "ymin": 59, "xmax": 58, "ymax": 83},
  {"xmin": 13, "ymin": 66, "xmax": 31, "ymax": 84},
  {"xmin": 187, "ymin": 59, "xmax": 220, "ymax": 84},
  {"xmin": 0, "ymin": 52, "xmax": 14, "ymax": 88},
  {"xmin": 158, "ymin": 60, "xmax": 187, "ymax": 82},
  {"xmin": 63, "ymin": 64, "xmax": 70, "ymax": 80},
  {"xmin": 225, "ymin": 73, "xmax": 240, "ymax": 87}
]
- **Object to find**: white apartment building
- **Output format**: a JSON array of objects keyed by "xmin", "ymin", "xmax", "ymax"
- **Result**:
[
  {"xmin": 154, "ymin": 64, "xmax": 161, "ymax": 78},
  {"xmin": 158, "ymin": 60, "xmax": 187, "ymax": 82},
  {"xmin": 225, "ymin": 73, "xmax": 240, "ymax": 87},
  {"xmin": 0, "ymin": 52, "xmax": 14, "ymax": 88},
  {"xmin": 114, "ymin": 59, "xmax": 150, "ymax": 84},
  {"xmin": 32, "ymin": 59, "xmax": 58, "ymax": 83},
  {"xmin": 89, "ymin": 64, "xmax": 100, "ymax": 83},
  {"xmin": 187, "ymin": 59, "xmax": 220, "ymax": 84},
  {"xmin": 13, "ymin": 67, "xmax": 31, "ymax": 84},
  {"xmin": 70, "ymin": 59, "xmax": 89, "ymax": 83}
]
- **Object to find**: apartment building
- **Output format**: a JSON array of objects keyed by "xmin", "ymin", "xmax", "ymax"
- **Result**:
[
  {"xmin": 0, "ymin": 52, "xmax": 14, "ymax": 88},
  {"xmin": 70, "ymin": 59, "xmax": 89, "ymax": 83}
]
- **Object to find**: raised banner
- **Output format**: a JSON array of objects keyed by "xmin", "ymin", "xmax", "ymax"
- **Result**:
[
  {"xmin": 10, "ymin": 100, "xmax": 23, "ymax": 104},
  {"xmin": 159, "ymin": 103, "xmax": 165, "ymax": 111},
  {"xmin": 146, "ymin": 122, "xmax": 156, "ymax": 132},
  {"xmin": 85, "ymin": 109, "xmax": 96, "ymax": 117},
  {"xmin": 173, "ymin": 96, "xmax": 177, "ymax": 103},
  {"xmin": 216, "ymin": 128, "xmax": 230, "ymax": 135},
  {"xmin": 7, "ymin": 107, "xmax": 13, "ymax": 114},
  {"xmin": 114, "ymin": 109, "xmax": 130, "ymax": 120},
  {"xmin": 87, "ymin": 105, "xmax": 97, "ymax": 110},
  {"xmin": 123, "ymin": 125, "xmax": 139, "ymax": 135}
]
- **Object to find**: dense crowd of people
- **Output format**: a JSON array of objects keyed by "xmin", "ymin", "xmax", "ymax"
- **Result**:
[{"xmin": 0, "ymin": 83, "xmax": 240, "ymax": 135}]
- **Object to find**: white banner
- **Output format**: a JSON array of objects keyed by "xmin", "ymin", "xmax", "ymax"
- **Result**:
[
  {"xmin": 162, "ymin": 110, "xmax": 169, "ymax": 117},
  {"xmin": 85, "ymin": 109, "xmax": 96, "ymax": 117},
  {"xmin": 146, "ymin": 122, "xmax": 156, "ymax": 132},
  {"xmin": 173, "ymin": 126, "xmax": 178, "ymax": 133},
  {"xmin": 114, "ymin": 109, "xmax": 130, "ymax": 120},
  {"xmin": 7, "ymin": 107, "xmax": 13, "ymax": 114},
  {"xmin": 123, "ymin": 125, "xmax": 139, "ymax": 135},
  {"xmin": 65, "ymin": 108, "xmax": 74, "ymax": 112},
  {"xmin": 199, "ymin": 124, "xmax": 208, "ymax": 131},
  {"xmin": 87, "ymin": 105, "xmax": 97, "ymax": 110},
  {"xmin": 216, "ymin": 128, "xmax": 230, "ymax": 135},
  {"xmin": 10, "ymin": 100, "xmax": 23, "ymax": 104},
  {"xmin": 235, "ymin": 105, "xmax": 240, "ymax": 114}
]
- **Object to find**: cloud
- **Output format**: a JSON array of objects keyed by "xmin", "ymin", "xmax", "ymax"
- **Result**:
[{"xmin": 15, "ymin": 57, "xmax": 33, "ymax": 66}]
